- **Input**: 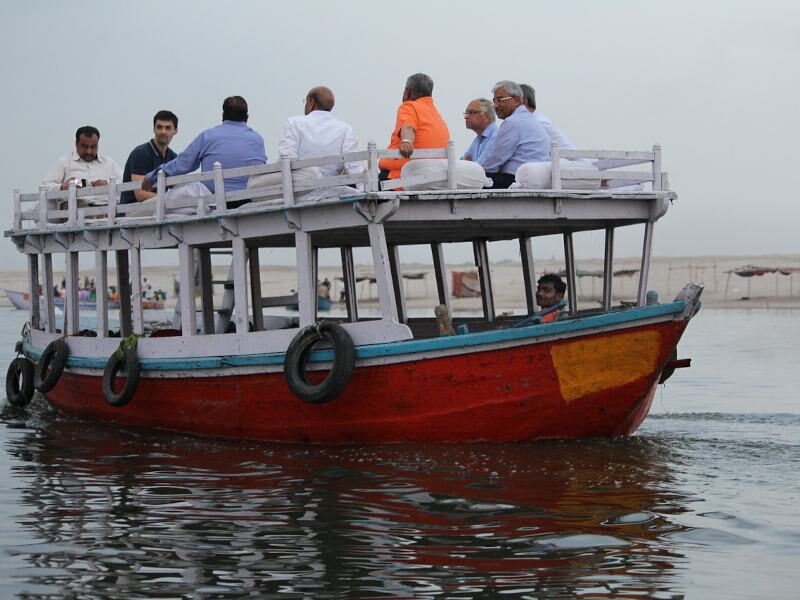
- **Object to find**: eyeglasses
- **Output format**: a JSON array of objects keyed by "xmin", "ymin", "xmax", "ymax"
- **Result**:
[
  {"xmin": 492, "ymin": 96, "xmax": 513, "ymax": 104},
  {"xmin": 463, "ymin": 110, "xmax": 484, "ymax": 115}
]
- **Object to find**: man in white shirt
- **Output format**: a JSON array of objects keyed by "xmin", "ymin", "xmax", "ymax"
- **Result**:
[
  {"xmin": 278, "ymin": 86, "xmax": 361, "ymax": 178},
  {"xmin": 520, "ymin": 84, "xmax": 575, "ymax": 151},
  {"xmin": 41, "ymin": 126, "xmax": 123, "ymax": 204}
]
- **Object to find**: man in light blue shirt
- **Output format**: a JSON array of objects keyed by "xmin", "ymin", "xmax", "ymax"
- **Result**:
[
  {"xmin": 142, "ymin": 96, "xmax": 266, "ymax": 206},
  {"xmin": 461, "ymin": 98, "xmax": 498, "ymax": 164},
  {"xmin": 478, "ymin": 80, "xmax": 550, "ymax": 188}
]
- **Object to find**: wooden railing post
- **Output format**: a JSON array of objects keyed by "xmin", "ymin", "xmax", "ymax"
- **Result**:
[
  {"xmin": 67, "ymin": 180, "xmax": 78, "ymax": 227},
  {"xmin": 156, "ymin": 170, "xmax": 167, "ymax": 222},
  {"xmin": 367, "ymin": 141, "xmax": 379, "ymax": 192},
  {"xmin": 281, "ymin": 155, "xmax": 295, "ymax": 206},
  {"xmin": 12, "ymin": 188, "xmax": 21, "ymax": 230},
  {"xmin": 213, "ymin": 162, "xmax": 227, "ymax": 212},
  {"xmin": 551, "ymin": 141, "xmax": 561, "ymax": 190},
  {"xmin": 446, "ymin": 140, "xmax": 456, "ymax": 190},
  {"xmin": 652, "ymin": 143, "xmax": 662, "ymax": 192},
  {"xmin": 38, "ymin": 185, "xmax": 48, "ymax": 228},
  {"xmin": 106, "ymin": 177, "xmax": 117, "ymax": 225}
]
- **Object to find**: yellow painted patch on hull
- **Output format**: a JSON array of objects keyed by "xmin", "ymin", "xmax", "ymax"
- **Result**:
[{"xmin": 551, "ymin": 330, "xmax": 661, "ymax": 402}]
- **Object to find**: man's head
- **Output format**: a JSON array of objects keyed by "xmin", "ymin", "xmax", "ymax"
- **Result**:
[
  {"xmin": 74, "ymin": 125, "xmax": 100, "ymax": 162},
  {"xmin": 491, "ymin": 80, "xmax": 524, "ymax": 119},
  {"xmin": 520, "ymin": 83, "xmax": 536, "ymax": 112},
  {"xmin": 536, "ymin": 274, "xmax": 566, "ymax": 309},
  {"xmin": 305, "ymin": 86, "xmax": 335, "ymax": 115},
  {"xmin": 152, "ymin": 110, "xmax": 178, "ymax": 147},
  {"xmin": 222, "ymin": 96, "xmax": 249, "ymax": 122},
  {"xmin": 403, "ymin": 73, "xmax": 434, "ymax": 102},
  {"xmin": 463, "ymin": 98, "xmax": 495, "ymax": 134}
]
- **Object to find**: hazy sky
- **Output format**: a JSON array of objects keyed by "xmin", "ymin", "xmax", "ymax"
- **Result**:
[{"xmin": 1, "ymin": 0, "xmax": 798, "ymax": 269}]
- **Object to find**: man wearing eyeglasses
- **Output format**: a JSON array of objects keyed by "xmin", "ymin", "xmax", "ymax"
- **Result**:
[
  {"xmin": 477, "ymin": 80, "xmax": 550, "ymax": 189},
  {"xmin": 461, "ymin": 98, "xmax": 498, "ymax": 164}
]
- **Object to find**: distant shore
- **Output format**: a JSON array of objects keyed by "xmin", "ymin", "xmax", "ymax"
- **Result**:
[{"xmin": 2, "ymin": 254, "xmax": 799, "ymax": 311}]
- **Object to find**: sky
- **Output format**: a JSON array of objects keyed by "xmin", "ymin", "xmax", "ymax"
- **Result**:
[{"xmin": 0, "ymin": 0, "xmax": 798, "ymax": 269}]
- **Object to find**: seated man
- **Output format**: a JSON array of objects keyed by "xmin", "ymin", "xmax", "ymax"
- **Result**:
[
  {"xmin": 378, "ymin": 73, "xmax": 450, "ymax": 182},
  {"xmin": 520, "ymin": 83, "xmax": 575, "ymax": 151},
  {"xmin": 142, "ymin": 96, "xmax": 266, "ymax": 208},
  {"xmin": 121, "ymin": 110, "xmax": 179, "ymax": 204},
  {"xmin": 461, "ymin": 98, "xmax": 498, "ymax": 164},
  {"xmin": 536, "ymin": 273, "xmax": 566, "ymax": 322},
  {"xmin": 478, "ymin": 80, "xmax": 550, "ymax": 189},
  {"xmin": 42, "ymin": 125, "xmax": 123, "ymax": 206},
  {"xmin": 279, "ymin": 86, "xmax": 361, "ymax": 178}
]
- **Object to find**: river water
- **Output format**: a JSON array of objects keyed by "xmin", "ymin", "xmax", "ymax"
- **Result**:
[{"xmin": 0, "ymin": 307, "xmax": 798, "ymax": 599}]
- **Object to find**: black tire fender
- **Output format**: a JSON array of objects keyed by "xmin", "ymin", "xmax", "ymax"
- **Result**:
[
  {"xmin": 283, "ymin": 321, "xmax": 355, "ymax": 404},
  {"xmin": 6, "ymin": 357, "xmax": 35, "ymax": 407},
  {"xmin": 34, "ymin": 338, "xmax": 69, "ymax": 393},
  {"xmin": 102, "ymin": 345, "xmax": 141, "ymax": 408}
]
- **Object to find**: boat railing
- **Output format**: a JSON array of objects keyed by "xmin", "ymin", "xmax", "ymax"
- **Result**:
[{"xmin": 9, "ymin": 142, "xmax": 669, "ymax": 236}]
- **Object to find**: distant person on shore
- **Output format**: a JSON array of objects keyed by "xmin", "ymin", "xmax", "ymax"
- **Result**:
[
  {"xmin": 378, "ymin": 73, "xmax": 450, "ymax": 182},
  {"xmin": 520, "ymin": 83, "xmax": 575, "ymax": 152},
  {"xmin": 278, "ymin": 86, "xmax": 362, "ymax": 178},
  {"xmin": 41, "ymin": 126, "xmax": 123, "ymax": 205},
  {"xmin": 141, "ymin": 96, "xmax": 266, "ymax": 208},
  {"xmin": 536, "ymin": 273, "xmax": 566, "ymax": 322},
  {"xmin": 478, "ymin": 80, "xmax": 550, "ymax": 189},
  {"xmin": 121, "ymin": 111, "xmax": 179, "ymax": 204},
  {"xmin": 461, "ymin": 98, "xmax": 498, "ymax": 163}
]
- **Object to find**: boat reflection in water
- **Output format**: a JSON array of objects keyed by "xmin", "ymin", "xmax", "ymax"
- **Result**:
[{"xmin": 4, "ymin": 399, "xmax": 694, "ymax": 598}]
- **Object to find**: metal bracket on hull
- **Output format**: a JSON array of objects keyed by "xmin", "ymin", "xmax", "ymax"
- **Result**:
[{"xmin": 353, "ymin": 198, "xmax": 400, "ymax": 224}]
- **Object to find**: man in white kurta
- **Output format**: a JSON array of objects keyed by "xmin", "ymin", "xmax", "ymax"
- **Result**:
[
  {"xmin": 42, "ymin": 125, "xmax": 123, "ymax": 205},
  {"xmin": 278, "ymin": 86, "xmax": 362, "ymax": 178}
]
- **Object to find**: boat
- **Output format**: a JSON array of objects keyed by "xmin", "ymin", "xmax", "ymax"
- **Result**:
[
  {"xmin": 4, "ymin": 289, "xmax": 164, "ymax": 311},
  {"xmin": 4, "ymin": 141, "xmax": 700, "ymax": 443}
]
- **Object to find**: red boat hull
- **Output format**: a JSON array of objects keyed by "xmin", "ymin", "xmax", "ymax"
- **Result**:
[{"xmin": 44, "ymin": 319, "xmax": 685, "ymax": 443}]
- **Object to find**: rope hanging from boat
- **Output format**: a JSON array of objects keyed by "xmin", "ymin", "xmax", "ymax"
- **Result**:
[
  {"xmin": 283, "ymin": 321, "xmax": 355, "ymax": 404},
  {"xmin": 102, "ymin": 334, "xmax": 141, "ymax": 408}
]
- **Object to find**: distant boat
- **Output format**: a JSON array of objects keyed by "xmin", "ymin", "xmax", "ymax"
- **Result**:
[{"xmin": 4, "ymin": 289, "xmax": 164, "ymax": 311}]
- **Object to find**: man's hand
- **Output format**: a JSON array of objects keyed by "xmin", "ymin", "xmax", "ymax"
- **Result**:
[
  {"xmin": 399, "ymin": 139, "xmax": 414, "ymax": 158},
  {"xmin": 140, "ymin": 176, "xmax": 153, "ymax": 192},
  {"xmin": 91, "ymin": 179, "xmax": 108, "ymax": 187}
]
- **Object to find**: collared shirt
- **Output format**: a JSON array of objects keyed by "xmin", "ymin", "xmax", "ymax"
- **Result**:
[
  {"xmin": 461, "ymin": 122, "xmax": 498, "ymax": 164},
  {"xmin": 121, "ymin": 140, "xmax": 177, "ymax": 204},
  {"xmin": 144, "ymin": 120, "xmax": 266, "ymax": 192},
  {"xmin": 535, "ymin": 112, "xmax": 575, "ymax": 151},
  {"xmin": 378, "ymin": 96, "xmax": 450, "ymax": 179},
  {"xmin": 278, "ymin": 110, "xmax": 362, "ymax": 177},
  {"xmin": 478, "ymin": 105, "xmax": 550, "ymax": 175},
  {"xmin": 41, "ymin": 151, "xmax": 123, "ymax": 191}
]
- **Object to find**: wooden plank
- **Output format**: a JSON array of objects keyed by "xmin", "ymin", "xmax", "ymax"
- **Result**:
[
  {"xmin": 130, "ymin": 246, "xmax": 144, "ymax": 334},
  {"xmin": 65, "ymin": 251, "xmax": 80, "ymax": 335},
  {"xmin": 213, "ymin": 162, "xmax": 227, "ymax": 212},
  {"xmin": 368, "ymin": 223, "xmax": 399, "ymax": 322},
  {"xmin": 341, "ymin": 246, "xmax": 359, "ymax": 322},
  {"xmin": 376, "ymin": 148, "xmax": 448, "ymax": 159},
  {"xmin": 563, "ymin": 233, "xmax": 578, "ymax": 315},
  {"xmin": 248, "ymin": 247, "xmax": 263, "ymax": 332},
  {"xmin": 95, "ymin": 250, "xmax": 108, "ymax": 338},
  {"xmin": 519, "ymin": 237, "xmax": 536, "ymax": 315},
  {"xmin": 637, "ymin": 221, "xmax": 655, "ymax": 307},
  {"xmin": 178, "ymin": 243, "xmax": 196, "ymax": 336},
  {"xmin": 231, "ymin": 237, "xmax": 249, "ymax": 334},
  {"xmin": 42, "ymin": 253, "xmax": 55, "ymax": 333},
  {"xmin": 602, "ymin": 227, "xmax": 615, "ymax": 311},
  {"xmin": 116, "ymin": 250, "xmax": 132, "ymax": 338},
  {"xmin": 198, "ymin": 248, "xmax": 215, "ymax": 335},
  {"xmin": 260, "ymin": 294, "xmax": 299, "ymax": 307},
  {"xmin": 431, "ymin": 242, "xmax": 451, "ymax": 313},
  {"xmin": 27, "ymin": 254, "xmax": 40, "ymax": 329},
  {"xmin": 559, "ymin": 149, "xmax": 655, "ymax": 160},
  {"xmin": 388, "ymin": 244, "xmax": 407, "ymax": 323},
  {"xmin": 473, "ymin": 240, "xmax": 495, "ymax": 322},
  {"xmin": 294, "ymin": 231, "xmax": 315, "ymax": 327}
]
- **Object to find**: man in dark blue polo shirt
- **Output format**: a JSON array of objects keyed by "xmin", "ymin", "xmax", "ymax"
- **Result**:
[{"xmin": 121, "ymin": 110, "xmax": 179, "ymax": 204}]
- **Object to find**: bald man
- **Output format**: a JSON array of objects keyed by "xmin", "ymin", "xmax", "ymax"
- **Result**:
[{"xmin": 278, "ymin": 86, "xmax": 362, "ymax": 177}]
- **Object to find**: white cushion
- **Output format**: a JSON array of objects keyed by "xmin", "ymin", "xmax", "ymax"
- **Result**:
[
  {"xmin": 400, "ymin": 159, "xmax": 491, "ymax": 191},
  {"xmin": 514, "ymin": 159, "xmax": 600, "ymax": 190}
]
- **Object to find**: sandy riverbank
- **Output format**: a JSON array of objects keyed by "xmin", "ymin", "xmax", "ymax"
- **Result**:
[{"xmin": 2, "ymin": 254, "xmax": 799, "ymax": 312}]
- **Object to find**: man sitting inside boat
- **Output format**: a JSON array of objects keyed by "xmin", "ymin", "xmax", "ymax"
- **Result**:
[
  {"xmin": 536, "ymin": 274, "xmax": 566, "ymax": 323},
  {"xmin": 41, "ymin": 125, "xmax": 123, "ymax": 206},
  {"xmin": 478, "ymin": 80, "xmax": 550, "ymax": 189},
  {"xmin": 247, "ymin": 86, "xmax": 363, "ymax": 200},
  {"xmin": 377, "ymin": 73, "xmax": 450, "ymax": 183},
  {"xmin": 141, "ymin": 96, "xmax": 266, "ymax": 209}
]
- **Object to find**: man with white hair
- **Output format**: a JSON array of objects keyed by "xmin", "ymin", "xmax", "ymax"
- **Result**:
[
  {"xmin": 477, "ymin": 80, "xmax": 550, "ymax": 188},
  {"xmin": 461, "ymin": 98, "xmax": 498, "ymax": 164}
]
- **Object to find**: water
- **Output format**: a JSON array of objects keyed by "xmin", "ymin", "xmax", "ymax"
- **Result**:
[{"xmin": 1, "ymin": 306, "xmax": 798, "ymax": 599}]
